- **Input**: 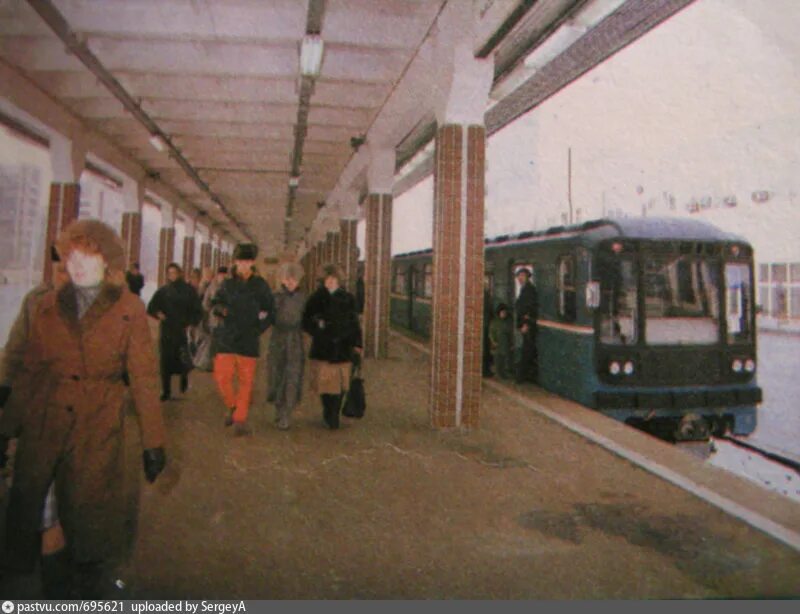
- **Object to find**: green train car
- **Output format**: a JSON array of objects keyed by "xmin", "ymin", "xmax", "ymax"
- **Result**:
[{"xmin": 391, "ymin": 217, "xmax": 761, "ymax": 440}]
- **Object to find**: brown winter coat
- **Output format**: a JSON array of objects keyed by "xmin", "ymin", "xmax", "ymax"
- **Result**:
[{"xmin": 1, "ymin": 281, "xmax": 165, "ymax": 570}]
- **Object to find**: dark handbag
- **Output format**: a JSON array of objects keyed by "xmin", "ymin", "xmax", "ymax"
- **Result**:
[
  {"xmin": 341, "ymin": 363, "xmax": 366, "ymax": 419},
  {"xmin": 179, "ymin": 343, "xmax": 194, "ymax": 374}
]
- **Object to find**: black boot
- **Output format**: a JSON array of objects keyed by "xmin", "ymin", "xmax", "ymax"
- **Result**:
[
  {"xmin": 41, "ymin": 549, "xmax": 74, "ymax": 599},
  {"xmin": 321, "ymin": 394, "xmax": 341, "ymax": 430},
  {"xmin": 179, "ymin": 374, "xmax": 188, "ymax": 394}
]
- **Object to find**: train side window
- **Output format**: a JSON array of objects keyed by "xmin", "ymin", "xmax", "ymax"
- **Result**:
[
  {"xmin": 423, "ymin": 263, "xmax": 433, "ymax": 298},
  {"xmin": 558, "ymin": 255, "xmax": 577, "ymax": 322},
  {"xmin": 393, "ymin": 266, "xmax": 406, "ymax": 294}
]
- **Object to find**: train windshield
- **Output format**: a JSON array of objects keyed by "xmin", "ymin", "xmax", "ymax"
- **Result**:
[
  {"xmin": 643, "ymin": 254, "xmax": 720, "ymax": 345},
  {"xmin": 725, "ymin": 262, "xmax": 753, "ymax": 343}
]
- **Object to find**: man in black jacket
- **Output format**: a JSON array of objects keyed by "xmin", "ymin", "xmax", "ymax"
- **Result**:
[
  {"xmin": 147, "ymin": 262, "xmax": 203, "ymax": 400},
  {"xmin": 514, "ymin": 268, "xmax": 539, "ymax": 384},
  {"xmin": 125, "ymin": 262, "xmax": 145, "ymax": 296},
  {"xmin": 210, "ymin": 243, "xmax": 274, "ymax": 436}
]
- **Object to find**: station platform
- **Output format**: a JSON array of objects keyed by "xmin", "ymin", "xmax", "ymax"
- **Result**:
[{"xmin": 2, "ymin": 333, "xmax": 799, "ymax": 599}]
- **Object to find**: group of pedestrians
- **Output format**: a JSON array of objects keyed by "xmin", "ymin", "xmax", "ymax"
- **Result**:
[{"xmin": 0, "ymin": 218, "xmax": 363, "ymax": 598}]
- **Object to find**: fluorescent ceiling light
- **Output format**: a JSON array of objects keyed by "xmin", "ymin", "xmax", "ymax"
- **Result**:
[
  {"xmin": 300, "ymin": 35, "xmax": 324, "ymax": 77},
  {"xmin": 149, "ymin": 134, "xmax": 166, "ymax": 152}
]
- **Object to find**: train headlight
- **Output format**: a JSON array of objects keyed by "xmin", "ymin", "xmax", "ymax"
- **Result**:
[
  {"xmin": 731, "ymin": 359, "xmax": 743, "ymax": 373},
  {"xmin": 623, "ymin": 361, "xmax": 635, "ymax": 375},
  {"xmin": 744, "ymin": 359, "xmax": 755, "ymax": 373},
  {"xmin": 609, "ymin": 361, "xmax": 621, "ymax": 375}
]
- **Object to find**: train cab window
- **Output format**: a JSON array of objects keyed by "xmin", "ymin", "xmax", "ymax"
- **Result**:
[
  {"xmin": 393, "ymin": 266, "xmax": 406, "ymax": 294},
  {"xmin": 599, "ymin": 258, "xmax": 638, "ymax": 345},
  {"xmin": 423, "ymin": 263, "xmax": 433, "ymax": 298},
  {"xmin": 643, "ymin": 254, "xmax": 720, "ymax": 345},
  {"xmin": 557, "ymin": 256, "xmax": 577, "ymax": 322},
  {"xmin": 726, "ymin": 263, "xmax": 753, "ymax": 343}
]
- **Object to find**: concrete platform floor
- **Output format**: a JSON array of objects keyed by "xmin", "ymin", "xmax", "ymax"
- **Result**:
[{"xmin": 2, "ymin": 336, "xmax": 800, "ymax": 599}]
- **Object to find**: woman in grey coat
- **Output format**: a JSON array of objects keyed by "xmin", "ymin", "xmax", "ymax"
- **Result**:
[{"xmin": 267, "ymin": 262, "xmax": 306, "ymax": 430}]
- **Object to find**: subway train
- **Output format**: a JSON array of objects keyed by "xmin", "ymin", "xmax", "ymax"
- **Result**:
[{"xmin": 390, "ymin": 217, "xmax": 761, "ymax": 441}]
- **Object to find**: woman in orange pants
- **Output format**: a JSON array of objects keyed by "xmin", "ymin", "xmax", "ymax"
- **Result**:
[{"xmin": 209, "ymin": 243, "xmax": 274, "ymax": 436}]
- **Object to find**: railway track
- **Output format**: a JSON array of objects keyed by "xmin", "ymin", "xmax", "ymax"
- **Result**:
[{"xmin": 719, "ymin": 435, "xmax": 800, "ymax": 474}]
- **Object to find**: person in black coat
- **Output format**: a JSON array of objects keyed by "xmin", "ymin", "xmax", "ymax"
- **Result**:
[
  {"xmin": 514, "ymin": 268, "xmax": 539, "ymax": 383},
  {"xmin": 210, "ymin": 243, "xmax": 274, "ymax": 436},
  {"xmin": 482, "ymin": 281, "xmax": 494, "ymax": 377},
  {"xmin": 302, "ymin": 264, "xmax": 363, "ymax": 429},
  {"xmin": 147, "ymin": 263, "xmax": 203, "ymax": 400},
  {"xmin": 125, "ymin": 262, "xmax": 145, "ymax": 296}
]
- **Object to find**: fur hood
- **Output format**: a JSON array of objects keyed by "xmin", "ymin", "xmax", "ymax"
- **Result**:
[{"xmin": 56, "ymin": 218, "xmax": 127, "ymax": 285}]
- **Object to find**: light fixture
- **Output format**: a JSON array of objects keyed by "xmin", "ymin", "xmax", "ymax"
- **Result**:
[
  {"xmin": 289, "ymin": 176, "xmax": 300, "ymax": 188},
  {"xmin": 299, "ymin": 34, "xmax": 324, "ymax": 78},
  {"xmin": 149, "ymin": 134, "xmax": 166, "ymax": 152}
]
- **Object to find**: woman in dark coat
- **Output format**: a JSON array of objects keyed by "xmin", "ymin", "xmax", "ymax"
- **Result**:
[
  {"xmin": 147, "ymin": 263, "xmax": 203, "ymax": 400},
  {"xmin": 0, "ymin": 219, "xmax": 166, "ymax": 597},
  {"xmin": 302, "ymin": 264, "xmax": 362, "ymax": 429},
  {"xmin": 267, "ymin": 262, "xmax": 306, "ymax": 430}
]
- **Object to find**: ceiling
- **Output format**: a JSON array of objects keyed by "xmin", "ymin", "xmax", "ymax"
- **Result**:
[{"xmin": 0, "ymin": 0, "xmax": 696, "ymax": 256}]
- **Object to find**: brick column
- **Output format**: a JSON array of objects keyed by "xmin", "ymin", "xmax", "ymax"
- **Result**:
[
  {"xmin": 44, "ymin": 183, "xmax": 80, "ymax": 283},
  {"xmin": 428, "ymin": 33, "xmax": 493, "ymax": 428},
  {"xmin": 200, "ymin": 242, "xmax": 213, "ymax": 270},
  {"xmin": 429, "ymin": 124, "xmax": 488, "ymax": 429},
  {"xmin": 121, "ymin": 211, "xmax": 142, "ymax": 269},
  {"xmin": 363, "ymin": 193, "xmax": 392, "ymax": 359},
  {"xmin": 182, "ymin": 236, "xmax": 195, "ymax": 277},
  {"xmin": 157, "ymin": 227, "xmax": 176, "ymax": 286},
  {"xmin": 332, "ymin": 231, "xmax": 342, "ymax": 274},
  {"xmin": 323, "ymin": 232, "xmax": 334, "ymax": 266},
  {"xmin": 340, "ymin": 218, "xmax": 358, "ymax": 293}
]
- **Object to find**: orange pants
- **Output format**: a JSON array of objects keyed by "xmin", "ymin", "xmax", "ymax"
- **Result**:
[{"xmin": 213, "ymin": 353, "xmax": 257, "ymax": 424}]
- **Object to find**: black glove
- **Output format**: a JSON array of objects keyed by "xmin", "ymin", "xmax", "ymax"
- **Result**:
[
  {"xmin": 142, "ymin": 447, "xmax": 166, "ymax": 483},
  {"xmin": 0, "ymin": 385, "xmax": 11, "ymax": 408}
]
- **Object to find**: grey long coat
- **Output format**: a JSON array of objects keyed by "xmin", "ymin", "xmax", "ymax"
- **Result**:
[{"xmin": 267, "ymin": 288, "xmax": 306, "ymax": 409}]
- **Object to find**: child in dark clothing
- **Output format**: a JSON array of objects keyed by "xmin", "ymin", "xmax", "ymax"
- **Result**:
[{"xmin": 489, "ymin": 303, "xmax": 514, "ymax": 379}]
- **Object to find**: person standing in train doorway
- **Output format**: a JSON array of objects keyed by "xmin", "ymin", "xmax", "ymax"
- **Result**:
[
  {"xmin": 514, "ymin": 267, "xmax": 539, "ymax": 384},
  {"xmin": 210, "ymin": 243, "xmax": 274, "ymax": 436}
]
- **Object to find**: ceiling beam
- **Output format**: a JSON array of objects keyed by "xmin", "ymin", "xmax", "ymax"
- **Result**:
[{"xmin": 24, "ymin": 0, "xmax": 253, "ymax": 242}]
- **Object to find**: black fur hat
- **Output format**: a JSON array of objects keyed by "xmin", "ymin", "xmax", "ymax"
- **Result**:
[{"xmin": 233, "ymin": 243, "xmax": 258, "ymax": 261}]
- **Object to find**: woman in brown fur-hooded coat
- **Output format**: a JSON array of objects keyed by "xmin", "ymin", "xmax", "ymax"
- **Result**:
[{"xmin": 1, "ymin": 219, "xmax": 166, "ymax": 579}]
